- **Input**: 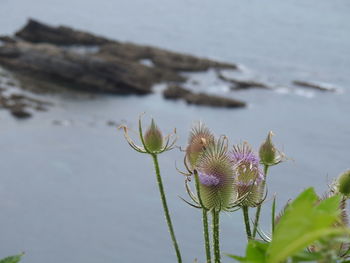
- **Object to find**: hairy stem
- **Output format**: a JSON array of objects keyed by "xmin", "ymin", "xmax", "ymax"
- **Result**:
[
  {"xmin": 194, "ymin": 171, "xmax": 212, "ymax": 263},
  {"xmin": 252, "ymin": 165, "xmax": 269, "ymax": 238},
  {"xmin": 151, "ymin": 154, "xmax": 182, "ymax": 263},
  {"xmin": 212, "ymin": 210, "xmax": 221, "ymax": 263},
  {"xmin": 242, "ymin": 206, "xmax": 252, "ymax": 240}
]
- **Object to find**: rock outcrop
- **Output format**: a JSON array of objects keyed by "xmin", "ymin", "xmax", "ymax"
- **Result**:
[
  {"xmin": 15, "ymin": 19, "xmax": 112, "ymax": 46},
  {"xmin": 0, "ymin": 41, "xmax": 180, "ymax": 95},
  {"xmin": 0, "ymin": 19, "xmax": 240, "ymax": 96},
  {"xmin": 16, "ymin": 19, "xmax": 237, "ymax": 72}
]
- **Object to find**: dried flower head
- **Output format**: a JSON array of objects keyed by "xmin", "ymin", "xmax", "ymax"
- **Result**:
[
  {"xmin": 195, "ymin": 137, "xmax": 234, "ymax": 211},
  {"xmin": 119, "ymin": 114, "xmax": 177, "ymax": 154},
  {"xmin": 259, "ymin": 131, "xmax": 285, "ymax": 167},
  {"xmin": 186, "ymin": 122, "xmax": 215, "ymax": 170},
  {"xmin": 231, "ymin": 142, "xmax": 265, "ymax": 207}
]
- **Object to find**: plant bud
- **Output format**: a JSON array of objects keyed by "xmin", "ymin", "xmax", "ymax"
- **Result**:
[
  {"xmin": 338, "ymin": 170, "xmax": 350, "ymax": 197},
  {"xmin": 144, "ymin": 119, "xmax": 163, "ymax": 152},
  {"xmin": 186, "ymin": 123, "xmax": 214, "ymax": 169},
  {"xmin": 259, "ymin": 131, "xmax": 283, "ymax": 167}
]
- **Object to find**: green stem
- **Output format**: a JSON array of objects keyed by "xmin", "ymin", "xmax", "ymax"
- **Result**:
[
  {"xmin": 203, "ymin": 210, "xmax": 211, "ymax": 263},
  {"xmin": 252, "ymin": 205, "xmax": 261, "ymax": 238},
  {"xmin": 194, "ymin": 171, "xmax": 212, "ymax": 263},
  {"xmin": 252, "ymin": 165, "xmax": 269, "ymax": 238},
  {"xmin": 242, "ymin": 206, "xmax": 252, "ymax": 240},
  {"xmin": 212, "ymin": 210, "xmax": 221, "ymax": 263},
  {"xmin": 151, "ymin": 154, "xmax": 182, "ymax": 263}
]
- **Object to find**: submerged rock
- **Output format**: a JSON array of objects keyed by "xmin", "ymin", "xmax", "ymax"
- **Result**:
[
  {"xmin": 163, "ymin": 85, "xmax": 246, "ymax": 108},
  {"xmin": 218, "ymin": 73, "xmax": 271, "ymax": 90},
  {"xmin": 9, "ymin": 105, "xmax": 32, "ymax": 119},
  {"xmin": 293, "ymin": 80, "xmax": 338, "ymax": 92},
  {"xmin": 0, "ymin": 77, "xmax": 51, "ymax": 119}
]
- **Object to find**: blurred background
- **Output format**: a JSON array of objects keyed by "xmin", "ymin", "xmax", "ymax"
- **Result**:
[{"xmin": 0, "ymin": 0, "xmax": 349, "ymax": 262}]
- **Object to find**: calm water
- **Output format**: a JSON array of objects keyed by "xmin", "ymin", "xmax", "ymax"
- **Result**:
[{"xmin": 0, "ymin": 1, "xmax": 350, "ymax": 262}]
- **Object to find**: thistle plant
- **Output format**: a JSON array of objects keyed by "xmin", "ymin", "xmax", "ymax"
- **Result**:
[
  {"xmin": 119, "ymin": 116, "xmax": 182, "ymax": 263},
  {"xmin": 230, "ymin": 142, "xmax": 265, "ymax": 239}
]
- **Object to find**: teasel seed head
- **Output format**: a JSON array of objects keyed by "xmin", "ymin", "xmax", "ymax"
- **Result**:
[
  {"xmin": 231, "ymin": 142, "xmax": 265, "ymax": 207},
  {"xmin": 196, "ymin": 136, "xmax": 234, "ymax": 211},
  {"xmin": 259, "ymin": 131, "xmax": 285, "ymax": 167},
  {"xmin": 186, "ymin": 122, "xmax": 215, "ymax": 170}
]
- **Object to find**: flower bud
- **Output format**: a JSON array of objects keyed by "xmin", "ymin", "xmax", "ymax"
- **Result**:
[
  {"xmin": 144, "ymin": 119, "xmax": 163, "ymax": 152},
  {"xmin": 337, "ymin": 170, "xmax": 350, "ymax": 197},
  {"xmin": 186, "ymin": 123, "xmax": 214, "ymax": 169},
  {"xmin": 259, "ymin": 131, "xmax": 284, "ymax": 167}
]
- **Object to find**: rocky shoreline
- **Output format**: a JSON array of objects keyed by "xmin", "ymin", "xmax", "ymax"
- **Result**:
[{"xmin": 0, "ymin": 19, "xmax": 340, "ymax": 119}]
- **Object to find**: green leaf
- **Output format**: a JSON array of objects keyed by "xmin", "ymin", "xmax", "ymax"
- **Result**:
[
  {"xmin": 246, "ymin": 240, "xmax": 268, "ymax": 262},
  {"xmin": 227, "ymin": 241, "xmax": 268, "ymax": 263},
  {"xmin": 266, "ymin": 188, "xmax": 342, "ymax": 263},
  {"xmin": 0, "ymin": 253, "xmax": 23, "ymax": 263}
]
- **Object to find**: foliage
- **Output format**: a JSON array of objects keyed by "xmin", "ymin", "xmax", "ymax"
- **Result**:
[
  {"xmin": 228, "ymin": 188, "xmax": 350, "ymax": 263},
  {"xmin": 0, "ymin": 254, "xmax": 23, "ymax": 263}
]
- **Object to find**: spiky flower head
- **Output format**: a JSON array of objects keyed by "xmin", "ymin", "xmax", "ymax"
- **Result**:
[
  {"xmin": 196, "ymin": 137, "xmax": 234, "ymax": 211},
  {"xmin": 335, "ymin": 170, "xmax": 350, "ymax": 197},
  {"xmin": 186, "ymin": 122, "xmax": 215, "ymax": 170},
  {"xmin": 231, "ymin": 142, "xmax": 265, "ymax": 207},
  {"xmin": 259, "ymin": 131, "xmax": 284, "ymax": 167},
  {"xmin": 144, "ymin": 119, "xmax": 163, "ymax": 152}
]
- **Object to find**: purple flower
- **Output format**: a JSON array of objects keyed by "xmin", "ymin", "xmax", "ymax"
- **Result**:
[
  {"xmin": 230, "ymin": 142, "xmax": 265, "ymax": 207},
  {"xmin": 198, "ymin": 172, "xmax": 221, "ymax": 186},
  {"xmin": 230, "ymin": 142, "xmax": 264, "ymax": 186}
]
